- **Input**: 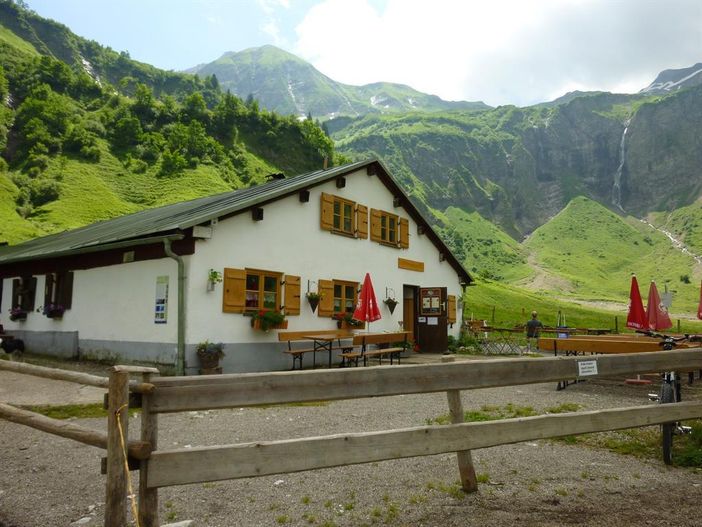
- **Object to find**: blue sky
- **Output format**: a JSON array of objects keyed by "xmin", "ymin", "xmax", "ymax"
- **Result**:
[{"xmin": 26, "ymin": 0, "xmax": 702, "ymax": 107}]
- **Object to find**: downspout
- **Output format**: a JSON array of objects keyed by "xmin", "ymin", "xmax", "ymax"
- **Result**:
[{"xmin": 164, "ymin": 239, "xmax": 186, "ymax": 376}]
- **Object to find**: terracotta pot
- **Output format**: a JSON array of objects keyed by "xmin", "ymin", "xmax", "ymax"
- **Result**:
[{"xmin": 197, "ymin": 353, "xmax": 220, "ymax": 369}]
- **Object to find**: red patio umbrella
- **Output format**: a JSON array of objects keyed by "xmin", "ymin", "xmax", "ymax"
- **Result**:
[
  {"xmin": 625, "ymin": 275, "xmax": 647, "ymax": 330},
  {"xmin": 697, "ymin": 281, "xmax": 702, "ymax": 320},
  {"xmin": 353, "ymin": 273, "xmax": 382, "ymax": 326},
  {"xmin": 646, "ymin": 280, "xmax": 672, "ymax": 331}
]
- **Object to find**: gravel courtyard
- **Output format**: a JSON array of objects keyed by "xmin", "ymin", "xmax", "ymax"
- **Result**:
[{"xmin": 1, "ymin": 356, "xmax": 702, "ymax": 527}]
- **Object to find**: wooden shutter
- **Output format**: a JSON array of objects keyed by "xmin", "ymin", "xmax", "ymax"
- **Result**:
[
  {"xmin": 283, "ymin": 274, "xmax": 301, "ymax": 316},
  {"xmin": 222, "ymin": 268, "xmax": 246, "ymax": 313},
  {"xmin": 320, "ymin": 192, "xmax": 334, "ymax": 231},
  {"xmin": 356, "ymin": 204, "xmax": 368, "ymax": 239},
  {"xmin": 57, "ymin": 271, "xmax": 74, "ymax": 309},
  {"xmin": 19, "ymin": 277, "xmax": 37, "ymax": 311},
  {"xmin": 370, "ymin": 208, "xmax": 382, "ymax": 242},
  {"xmin": 11, "ymin": 278, "xmax": 20, "ymax": 308},
  {"xmin": 447, "ymin": 294, "xmax": 457, "ymax": 325},
  {"xmin": 399, "ymin": 217, "xmax": 409, "ymax": 249},
  {"xmin": 317, "ymin": 279, "xmax": 334, "ymax": 317},
  {"xmin": 44, "ymin": 273, "xmax": 55, "ymax": 306}
]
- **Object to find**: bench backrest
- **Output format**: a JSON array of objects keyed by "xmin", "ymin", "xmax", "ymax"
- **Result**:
[
  {"xmin": 278, "ymin": 329, "xmax": 355, "ymax": 342},
  {"xmin": 352, "ymin": 331, "xmax": 409, "ymax": 346}
]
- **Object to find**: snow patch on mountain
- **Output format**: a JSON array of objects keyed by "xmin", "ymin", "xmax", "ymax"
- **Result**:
[
  {"xmin": 640, "ymin": 66, "xmax": 702, "ymax": 94},
  {"xmin": 80, "ymin": 57, "xmax": 101, "ymax": 87}
]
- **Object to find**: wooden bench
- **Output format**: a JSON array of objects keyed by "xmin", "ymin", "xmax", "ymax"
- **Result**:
[
  {"xmin": 278, "ymin": 330, "xmax": 354, "ymax": 370},
  {"xmin": 340, "ymin": 331, "xmax": 410, "ymax": 367}
]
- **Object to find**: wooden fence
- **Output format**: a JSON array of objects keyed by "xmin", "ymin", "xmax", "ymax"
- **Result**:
[{"xmin": 2, "ymin": 349, "xmax": 702, "ymax": 527}]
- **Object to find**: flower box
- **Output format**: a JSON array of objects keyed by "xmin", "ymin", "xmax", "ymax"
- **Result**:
[
  {"xmin": 251, "ymin": 319, "xmax": 288, "ymax": 331},
  {"xmin": 9, "ymin": 310, "xmax": 27, "ymax": 322}
]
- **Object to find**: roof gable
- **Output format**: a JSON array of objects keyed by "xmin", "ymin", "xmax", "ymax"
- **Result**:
[{"xmin": 0, "ymin": 159, "xmax": 472, "ymax": 284}]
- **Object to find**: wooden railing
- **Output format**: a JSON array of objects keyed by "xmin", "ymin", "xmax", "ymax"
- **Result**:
[{"xmin": 2, "ymin": 349, "xmax": 702, "ymax": 526}]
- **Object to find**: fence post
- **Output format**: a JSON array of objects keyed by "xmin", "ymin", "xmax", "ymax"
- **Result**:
[
  {"xmin": 139, "ymin": 371, "xmax": 160, "ymax": 527},
  {"xmin": 105, "ymin": 367, "xmax": 130, "ymax": 527},
  {"xmin": 442, "ymin": 356, "xmax": 478, "ymax": 493}
]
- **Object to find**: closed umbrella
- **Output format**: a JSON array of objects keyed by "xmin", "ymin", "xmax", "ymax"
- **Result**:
[
  {"xmin": 625, "ymin": 275, "xmax": 647, "ymax": 330},
  {"xmin": 353, "ymin": 273, "xmax": 382, "ymax": 329},
  {"xmin": 646, "ymin": 280, "xmax": 672, "ymax": 331},
  {"xmin": 697, "ymin": 281, "xmax": 702, "ymax": 320}
]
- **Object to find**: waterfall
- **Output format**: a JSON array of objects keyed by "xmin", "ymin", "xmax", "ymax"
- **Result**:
[{"xmin": 611, "ymin": 123, "xmax": 629, "ymax": 211}]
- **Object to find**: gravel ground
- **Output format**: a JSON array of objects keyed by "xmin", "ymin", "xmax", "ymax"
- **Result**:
[{"xmin": 1, "ymin": 355, "xmax": 702, "ymax": 526}]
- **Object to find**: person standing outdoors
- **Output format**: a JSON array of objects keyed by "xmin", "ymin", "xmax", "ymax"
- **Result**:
[{"xmin": 525, "ymin": 311, "xmax": 543, "ymax": 353}]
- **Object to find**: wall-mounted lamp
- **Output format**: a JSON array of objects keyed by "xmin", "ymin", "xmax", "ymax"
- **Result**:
[
  {"xmin": 393, "ymin": 197, "xmax": 401, "ymax": 208},
  {"xmin": 417, "ymin": 225, "xmax": 425, "ymax": 235},
  {"xmin": 439, "ymin": 253, "xmax": 446, "ymax": 262},
  {"xmin": 336, "ymin": 177, "xmax": 346, "ymax": 188},
  {"xmin": 299, "ymin": 190, "xmax": 310, "ymax": 203},
  {"xmin": 252, "ymin": 207, "xmax": 264, "ymax": 221}
]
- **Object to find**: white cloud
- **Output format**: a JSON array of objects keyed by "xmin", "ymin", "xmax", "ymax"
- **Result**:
[
  {"xmin": 293, "ymin": 0, "xmax": 702, "ymax": 106},
  {"xmin": 257, "ymin": 0, "xmax": 291, "ymax": 47}
]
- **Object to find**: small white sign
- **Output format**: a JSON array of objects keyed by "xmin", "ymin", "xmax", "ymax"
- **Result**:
[
  {"xmin": 418, "ymin": 317, "xmax": 427, "ymax": 323},
  {"xmin": 427, "ymin": 317, "xmax": 438, "ymax": 326},
  {"xmin": 577, "ymin": 360, "xmax": 598, "ymax": 377}
]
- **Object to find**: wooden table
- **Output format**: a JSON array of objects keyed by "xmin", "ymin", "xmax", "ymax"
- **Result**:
[{"xmin": 302, "ymin": 334, "xmax": 337, "ymax": 368}]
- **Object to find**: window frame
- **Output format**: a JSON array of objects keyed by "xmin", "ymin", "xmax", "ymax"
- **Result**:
[
  {"xmin": 244, "ymin": 268, "xmax": 282, "ymax": 312},
  {"xmin": 332, "ymin": 279, "xmax": 359, "ymax": 315},
  {"xmin": 378, "ymin": 210, "xmax": 399, "ymax": 245},
  {"xmin": 332, "ymin": 196, "xmax": 356, "ymax": 236}
]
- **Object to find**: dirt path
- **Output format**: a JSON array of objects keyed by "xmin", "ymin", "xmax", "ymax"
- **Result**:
[{"xmin": 2, "ymin": 356, "xmax": 702, "ymax": 526}]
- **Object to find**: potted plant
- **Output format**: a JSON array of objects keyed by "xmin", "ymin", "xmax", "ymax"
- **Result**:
[
  {"xmin": 332, "ymin": 312, "xmax": 365, "ymax": 330},
  {"xmin": 9, "ymin": 307, "xmax": 28, "ymax": 322},
  {"xmin": 305, "ymin": 291, "xmax": 321, "ymax": 313},
  {"xmin": 42, "ymin": 303, "xmax": 66, "ymax": 319},
  {"xmin": 207, "ymin": 269, "xmax": 223, "ymax": 292},
  {"xmin": 196, "ymin": 340, "xmax": 225, "ymax": 370},
  {"xmin": 384, "ymin": 297, "xmax": 399, "ymax": 314},
  {"xmin": 250, "ymin": 310, "xmax": 287, "ymax": 331}
]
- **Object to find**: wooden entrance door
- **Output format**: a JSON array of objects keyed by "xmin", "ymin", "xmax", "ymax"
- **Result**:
[{"xmin": 416, "ymin": 287, "xmax": 448, "ymax": 353}]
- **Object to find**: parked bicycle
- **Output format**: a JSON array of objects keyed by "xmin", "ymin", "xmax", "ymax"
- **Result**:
[{"xmin": 638, "ymin": 330, "xmax": 701, "ymax": 464}]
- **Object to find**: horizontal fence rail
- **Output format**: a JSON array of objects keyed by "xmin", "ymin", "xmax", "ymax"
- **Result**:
[
  {"xmin": 147, "ymin": 401, "xmax": 702, "ymax": 488},
  {"xmin": 0, "ymin": 360, "xmax": 154, "ymax": 393},
  {"xmin": 0, "ymin": 402, "xmax": 151, "ymax": 459},
  {"xmin": 149, "ymin": 348, "xmax": 702, "ymax": 413}
]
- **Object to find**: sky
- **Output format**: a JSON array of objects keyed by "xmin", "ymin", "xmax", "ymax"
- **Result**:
[{"xmin": 25, "ymin": 0, "xmax": 702, "ymax": 107}]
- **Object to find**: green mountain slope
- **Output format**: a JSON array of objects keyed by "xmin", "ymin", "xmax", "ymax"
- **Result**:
[
  {"xmin": 649, "ymin": 198, "xmax": 702, "ymax": 257},
  {"xmin": 435, "ymin": 206, "xmax": 531, "ymax": 281},
  {"xmin": 0, "ymin": 2, "xmax": 336, "ymax": 245},
  {"xmin": 190, "ymin": 45, "xmax": 489, "ymax": 119},
  {"xmin": 523, "ymin": 197, "xmax": 701, "ymax": 313},
  {"xmin": 332, "ymin": 86, "xmax": 702, "ymax": 238}
]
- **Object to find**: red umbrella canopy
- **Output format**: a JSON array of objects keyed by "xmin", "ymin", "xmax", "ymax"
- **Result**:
[
  {"xmin": 698, "ymin": 281, "xmax": 702, "ymax": 320},
  {"xmin": 646, "ymin": 281, "xmax": 673, "ymax": 331},
  {"xmin": 626, "ymin": 275, "xmax": 647, "ymax": 330},
  {"xmin": 353, "ymin": 273, "xmax": 382, "ymax": 323}
]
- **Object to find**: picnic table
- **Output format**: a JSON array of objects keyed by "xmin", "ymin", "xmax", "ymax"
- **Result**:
[{"xmin": 302, "ymin": 334, "xmax": 339, "ymax": 369}]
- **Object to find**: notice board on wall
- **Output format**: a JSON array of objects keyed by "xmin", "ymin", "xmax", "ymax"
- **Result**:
[{"xmin": 154, "ymin": 275, "xmax": 169, "ymax": 324}]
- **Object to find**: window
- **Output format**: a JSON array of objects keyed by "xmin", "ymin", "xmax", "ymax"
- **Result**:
[
  {"xmin": 332, "ymin": 196, "xmax": 355, "ymax": 235},
  {"xmin": 320, "ymin": 193, "xmax": 368, "ymax": 239},
  {"xmin": 317, "ymin": 278, "xmax": 359, "ymax": 317},
  {"xmin": 245, "ymin": 270, "xmax": 281, "ymax": 311},
  {"xmin": 44, "ymin": 271, "xmax": 74, "ymax": 310},
  {"xmin": 333, "ymin": 280, "xmax": 358, "ymax": 314},
  {"xmin": 223, "ymin": 268, "xmax": 300, "ymax": 315},
  {"xmin": 11, "ymin": 276, "xmax": 37, "ymax": 311},
  {"xmin": 379, "ymin": 211, "xmax": 398, "ymax": 244},
  {"xmin": 371, "ymin": 209, "xmax": 409, "ymax": 249}
]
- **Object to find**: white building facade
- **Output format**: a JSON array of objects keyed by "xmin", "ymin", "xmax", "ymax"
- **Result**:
[{"xmin": 0, "ymin": 159, "xmax": 472, "ymax": 373}]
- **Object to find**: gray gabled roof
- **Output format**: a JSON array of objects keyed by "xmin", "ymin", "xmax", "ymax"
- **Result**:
[{"xmin": 0, "ymin": 159, "xmax": 472, "ymax": 283}]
